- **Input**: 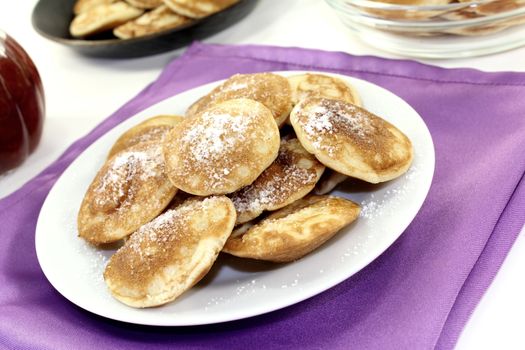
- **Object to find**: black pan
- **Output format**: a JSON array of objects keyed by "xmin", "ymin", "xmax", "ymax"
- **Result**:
[{"xmin": 32, "ymin": 0, "xmax": 257, "ymax": 58}]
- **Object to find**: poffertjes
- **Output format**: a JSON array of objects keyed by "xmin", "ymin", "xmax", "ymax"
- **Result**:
[
  {"xmin": 113, "ymin": 5, "xmax": 192, "ymax": 39},
  {"xmin": 288, "ymin": 73, "xmax": 361, "ymax": 107},
  {"xmin": 107, "ymin": 114, "xmax": 183, "ymax": 158},
  {"xmin": 229, "ymin": 138, "xmax": 325, "ymax": 225},
  {"xmin": 124, "ymin": 0, "xmax": 163, "ymax": 9},
  {"xmin": 290, "ymin": 97, "xmax": 413, "ymax": 184},
  {"xmin": 223, "ymin": 195, "xmax": 360, "ymax": 263},
  {"xmin": 287, "ymin": 73, "xmax": 363, "ymax": 190},
  {"xmin": 163, "ymin": 98, "xmax": 280, "ymax": 195},
  {"xmin": 186, "ymin": 73, "xmax": 293, "ymax": 127},
  {"xmin": 70, "ymin": 1, "xmax": 144, "ymax": 38},
  {"xmin": 78, "ymin": 142, "xmax": 177, "ymax": 245},
  {"xmin": 104, "ymin": 196, "xmax": 236, "ymax": 307}
]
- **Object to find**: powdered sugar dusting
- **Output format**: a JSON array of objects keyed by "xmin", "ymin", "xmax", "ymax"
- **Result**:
[
  {"xmin": 299, "ymin": 99, "xmax": 373, "ymax": 156},
  {"xmin": 125, "ymin": 197, "xmax": 220, "ymax": 263},
  {"xmin": 231, "ymin": 140, "xmax": 320, "ymax": 217},
  {"xmin": 93, "ymin": 143, "xmax": 164, "ymax": 211},
  {"xmin": 178, "ymin": 110, "xmax": 251, "ymax": 189},
  {"xmin": 182, "ymin": 112, "xmax": 248, "ymax": 163}
]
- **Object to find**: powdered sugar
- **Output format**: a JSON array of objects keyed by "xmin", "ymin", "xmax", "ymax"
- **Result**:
[
  {"xmin": 182, "ymin": 112, "xmax": 248, "ymax": 163},
  {"xmin": 231, "ymin": 141, "xmax": 320, "ymax": 215},
  {"xmin": 233, "ymin": 166, "xmax": 317, "ymax": 214},
  {"xmin": 126, "ymin": 197, "xmax": 221, "ymax": 259},
  {"xmin": 300, "ymin": 99, "xmax": 373, "ymax": 155},
  {"xmin": 93, "ymin": 144, "xmax": 164, "ymax": 210}
]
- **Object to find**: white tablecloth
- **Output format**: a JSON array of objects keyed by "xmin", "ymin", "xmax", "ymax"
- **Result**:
[{"xmin": 1, "ymin": 1, "xmax": 524, "ymax": 348}]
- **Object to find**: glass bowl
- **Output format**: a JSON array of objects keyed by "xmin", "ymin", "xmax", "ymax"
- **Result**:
[{"xmin": 325, "ymin": 0, "xmax": 525, "ymax": 58}]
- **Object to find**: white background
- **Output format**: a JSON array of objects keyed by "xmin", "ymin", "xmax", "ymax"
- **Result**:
[{"xmin": 0, "ymin": 0, "xmax": 524, "ymax": 348}]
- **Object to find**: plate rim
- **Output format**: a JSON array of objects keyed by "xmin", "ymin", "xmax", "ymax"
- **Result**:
[{"xmin": 35, "ymin": 71, "xmax": 435, "ymax": 326}]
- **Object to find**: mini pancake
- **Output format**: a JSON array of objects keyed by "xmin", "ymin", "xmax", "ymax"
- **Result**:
[
  {"xmin": 230, "ymin": 138, "xmax": 325, "ymax": 224},
  {"xmin": 290, "ymin": 97, "xmax": 413, "ymax": 184},
  {"xmin": 314, "ymin": 169, "xmax": 349, "ymax": 195},
  {"xmin": 288, "ymin": 73, "xmax": 361, "ymax": 106},
  {"xmin": 163, "ymin": 99, "xmax": 280, "ymax": 195},
  {"xmin": 364, "ymin": 0, "xmax": 452, "ymax": 20},
  {"xmin": 78, "ymin": 141, "xmax": 177, "ymax": 245},
  {"xmin": 186, "ymin": 73, "xmax": 293, "ymax": 127},
  {"xmin": 163, "ymin": 0, "xmax": 239, "ymax": 19},
  {"xmin": 104, "ymin": 196, "xmax": 236, "ymax": 308},
  {"xmin": 114, "ymin": 5, "xmax": 191, "ymax": 38},
  {"xmin": 458, "ymin": 0, "xmax": 525, "ymax": 16},
  {"xmin": 124, "ymin": 0, "xmax": 163, "ymax": 9},
  {"xmin": 108, "ymin": 115, "xmax": 183, "ymax": 159},
  {"xmin": 70, "ymin": 1, "xmax": 144, "ymax": 38},
  {"xmin": 223, "ymin": 195, "xmax": 360, "ymax": 263},
  {"xmin": 73, "ymin": 0, "xmax": 118, "ymax": 15},
  {"xmin": 112, "ymin": 7, "xmax": 189, "ymax": 39}
]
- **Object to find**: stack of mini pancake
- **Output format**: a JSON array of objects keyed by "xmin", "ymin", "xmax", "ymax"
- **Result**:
[
  {"xmin": 69, "ymin": 0, "xmax": 240, "ymax": 39},
  {"xmin": 363, "ymin": 0, "xmax": 525, "ymax": 35},
  {"xmin": 77, "ymin": 72, "xmax": 414, "ymax": 308}
]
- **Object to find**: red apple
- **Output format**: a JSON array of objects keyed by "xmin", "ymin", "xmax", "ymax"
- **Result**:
[{"xmin": 0, "ymin": 30, "xmax": 45, "ymax": 174}]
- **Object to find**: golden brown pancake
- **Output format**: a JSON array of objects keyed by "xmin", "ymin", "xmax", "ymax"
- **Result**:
[
  {"xmin": 186, "ymin": 73, "xmax": 293, "ymax": 127},
  {"xmin": 78, "ymin": 142, "xmax": 177, "ymax": 244},
  {"xmin": 108, "ymin": 115, "xmax": 183, "ymax": 159},
  {"xmin": 229, "ymin": 138, "xmax": 325, "ymax": 224},
  {"xmin": 124, "ymin": 0, "xmax": 163, "ymax": 9},
  {"xmin": 364, "ymin": 0, "xmax": 452, "ymax": 20},
  {"xmin": 458, "ymin": 0, "xmax": 525, "ymax": 15},
  {"xmin": 104, "ymin": 196, "xmax": 236, "ymax": 308},
  {"xmin": 113, "ymin": 5, "xmax": 192, "ymax": 39},
  {"xmin": 223, "ymin": 195, "xmax": 360, "ymax": 262},
  {"xmin": 163, "ymin": 98, "xmax": 280, "ymax": 195},
  {"xmin": 290, "ymin": 97, "xmax": 413, "ymax": 184},
  {"xmin": 70, "ymin": 1, "xmax": 144, "ymax": 38},
  {"xmin": 288, "ymin": 73, "xmax": 361, "ymax": 106},
  {"xmin": 163, "ymin": 0, "xmax": 239, "ymax": 19}
]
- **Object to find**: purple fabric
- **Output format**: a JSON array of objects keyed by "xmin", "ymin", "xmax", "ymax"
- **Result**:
[{"xmin": 1, "ymin": 42, "xmax": 524, "ymax": 350}]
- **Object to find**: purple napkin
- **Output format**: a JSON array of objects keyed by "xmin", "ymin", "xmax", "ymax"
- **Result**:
[{"xmin": 1, "ymin": 42, "xmax": 524, "ymax": 350}]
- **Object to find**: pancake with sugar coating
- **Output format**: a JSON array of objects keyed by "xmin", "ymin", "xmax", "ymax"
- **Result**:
[
  {"xmin": 163, "ymin": 99, "xmax": 280, "ymax": 195},
  {"xmin": 114, "ymin": 5, "xmax": 191, "ymax": 39},
  {"xmin": 70, "ymin": 1, "xmax": 144, "ymax": 38},
  {"xmin": 288, "ymin": 73, "xmax": 361, "ymax": 106},
  {"xmin": 78, "ymin": 142, "xmax": 177, "ymax": 245},
  {"xmin": 223, "ymin": 195, "xmax": 360, "ymax": 262},
  {"xmin": 285, "ymin": 74, "xmax": 361, "ymax": 174},
  {"xmin": 73, "ymin": 0, "xmax": 118, "ymax": 14},
  {"xmin": 108, "ymin": 115, "xmax": 183, "ymax": 158},
  {"xmin": 230, "ymin": 138, "xmax": 325, "ymax": 224},
  {"xmin": 104, "ymin": 196, "xmax": 236, "ymax": 308},
  {"xmin": 290, "ymin": 97, "xmax": 413, "ymax": 184},
  {"xmin": 163, "ymin": 0, "xmax": 239, "ymax": 18},
  {"xmin": 124, "ymin": 0, "xmax": 163, "ymax": 8},
  {"xmin": 186, "ymin": 73, "xmax": 293, "ymax": 127}
]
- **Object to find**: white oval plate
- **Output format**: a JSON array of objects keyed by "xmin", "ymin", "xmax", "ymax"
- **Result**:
[{"xmin": 35, "ymin": 71, "xmax": 435, "ymax": 326}]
